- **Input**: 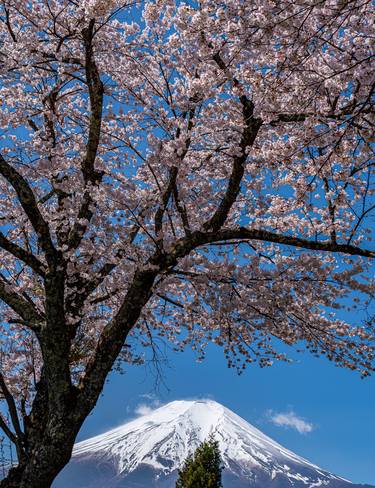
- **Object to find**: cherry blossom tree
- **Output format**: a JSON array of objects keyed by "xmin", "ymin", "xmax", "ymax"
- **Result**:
[{"xmin": 0, "ymin": 0, "xmax": 374, "ymax": 486}]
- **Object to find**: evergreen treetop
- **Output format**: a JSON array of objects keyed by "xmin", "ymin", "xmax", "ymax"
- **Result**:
[{"xmin": 176, "ymin": 436, "xmax": 223, "ymax": 488}]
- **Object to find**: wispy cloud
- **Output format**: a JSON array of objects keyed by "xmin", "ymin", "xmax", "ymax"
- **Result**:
[
  {"xmin": 268, "ymin": 410, "xmax": 314, "ymax": 434},
  {"xmin": 134, "ymin": 404, "xmax": 155, "ymax": 416},
  {"xmin": 134, "ymin": 396, "xmax": 162, "ymax": 417}
]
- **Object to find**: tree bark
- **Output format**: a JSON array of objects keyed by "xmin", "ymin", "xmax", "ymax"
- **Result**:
[
  {"xmin": 1, "ymin": 415, "xmax": 81, "ymax": 487},
  {"xmin": 0, "ymin": 384, "xmax": 89, "ymax": 488}
]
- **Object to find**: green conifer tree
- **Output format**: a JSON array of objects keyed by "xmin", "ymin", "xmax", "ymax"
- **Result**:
[{"xmin": 176, "ymin": 436, "xmax": 223, "ymax": 488}]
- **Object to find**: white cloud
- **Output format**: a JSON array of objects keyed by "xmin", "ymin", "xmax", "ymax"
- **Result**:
[
  {"xmin": 268, "ymin": 410, "xmax": 314, "ymax": 434},
  {"xmin": 134, "ymin": 403, "xmax": 155, "ymax": 416},
  {"xmin": 134, "ymin": 397, "xmax": 162, "ymax": 417}
]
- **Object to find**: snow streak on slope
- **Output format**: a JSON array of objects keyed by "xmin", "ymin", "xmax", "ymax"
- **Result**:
[{"xmin": 71, "ymin": 400, "xmax": 348, "ymax": 486}]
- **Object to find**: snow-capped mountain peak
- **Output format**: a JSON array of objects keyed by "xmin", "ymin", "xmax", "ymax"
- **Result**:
[{"xmin": 55, "ymin": 400, "xmax": 372, "ymax": 488}]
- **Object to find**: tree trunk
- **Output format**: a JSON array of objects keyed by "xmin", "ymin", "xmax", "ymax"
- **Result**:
[
  {"xmin": 0, "ymin": 264, "xmax": 158, "ymax": 487},
  {"xmin": 0, "ymin": 378, "xmax": 87, "ymax": 488},
  {"xmin": 0, "ymin": 414, "xmax": 82, "ymax": 488},
  {"xmin": 2, "ymin": 448, "xmax": 72, "ymax": 487},
  {"xmin": 2, "ymin": 451, "xmax": 69, "ymax": 488},
  {"xmin": 0, "ymin": 342, "xmax": 112, "ymax": 488},
  {"xmin": 0, "ymin": 273, "xmax": 83, "ymax": 487}
]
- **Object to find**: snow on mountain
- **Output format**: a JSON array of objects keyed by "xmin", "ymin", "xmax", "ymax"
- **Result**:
[{"xmin": 54, "ymin": 400, "xmax": 372, "ymax": 488}]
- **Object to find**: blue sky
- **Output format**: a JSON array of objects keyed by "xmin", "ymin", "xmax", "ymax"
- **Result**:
[{"xmin": 77, "ymin": 342, "xmax": 375, "ymax": 485}]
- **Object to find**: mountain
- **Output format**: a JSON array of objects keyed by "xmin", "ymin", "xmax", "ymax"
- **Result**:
[{"xmin": 54, "ymin": 400, "xmax": 373, "ymax": 488}]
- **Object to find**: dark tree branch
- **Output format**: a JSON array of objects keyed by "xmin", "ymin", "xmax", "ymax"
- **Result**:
[
  {"xmin": 0, "ymin": 372, "xmax": 25, "ymax": 459},
  {"xmin": 81, "ymin": 19, "xmax": 104, "ymax": 184},
  {"xmin": 0, "ymin": 154, "xmax": 57, "ymax": 266},
  {"xmin": 77, "ymin": 266, "xmax": 158, "ymax": 412},
  {"xmin": 176, "ymin": 228, "xmax": 375, "ymax": 259},
  {"xmin": 203, "ymin": 52, "xmax": 262, "ymax": 232},
  {"xmin": 67, "ymin": 19, "xmax": 104, "ymax": 251},
  {"xmin": 173, "ymin": 184, "xmax": 191, "ymax": 236},
  {"xmin": 0, "ymin": 414, "xmax": 18, "ymax": 446},
  {"xmin": 0, "ymin": 277, "xmax": 43, "ymax": 329},
  {"xmin": 154, "ymin": 106, "xmax": 195, "ymax": 243},
  {"xmin": 154, "ymin": 165, "xmax": 178, "ymax": 242},
  {"xmin": 269, "ymin": 96, "xmax": 374, "ymax": 126},
  {"xmin": 65, "ymin": 217, "xmax": 145, "ymax": 321},
  {"xmin": 67, "ymin": 192, "xmax": 93, "ymax": 250},
  {"xmin": 0, "ymin": 231, "xmax": 46, "ymax": 277},
  {"xmin": 3, "ymin": 5, "xmax": 17, "ymax": 42},
  {"xmin": 203, "ymin": 96, "xmax": 262, "ymax": 231}
]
